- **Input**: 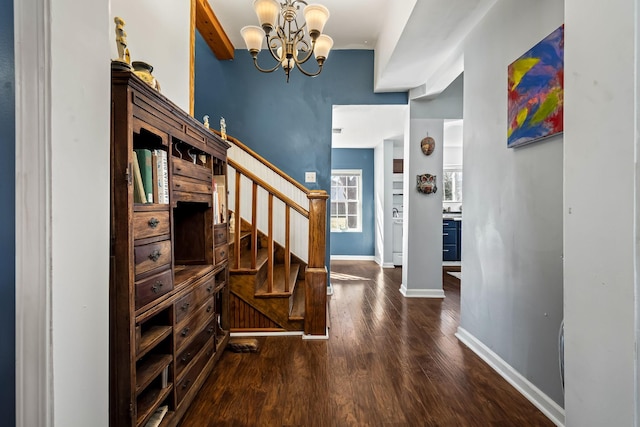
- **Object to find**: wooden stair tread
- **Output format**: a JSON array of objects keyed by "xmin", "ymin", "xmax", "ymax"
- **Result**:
[
  {"xmin": 289, "ymin": 280, "xmax": 305, "ymax": 320},
  {"xmin": 255, "ymin": 264, "xmax": 300, "ymax": 297},
  {"xmin": 228, "ymin": 230, "xmax": 251, "ymax": 245},
  {"xmin": 230, "ymin": 247, "xmax": 269, "ymax": 273}
]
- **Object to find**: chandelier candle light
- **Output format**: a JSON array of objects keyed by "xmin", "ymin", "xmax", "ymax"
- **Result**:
[{"xmin": 241, "ymin": 0, "xmax": 333, "ymax": 82}]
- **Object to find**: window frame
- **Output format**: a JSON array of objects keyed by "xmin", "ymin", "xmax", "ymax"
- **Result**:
[
  {"xmin": 330, "ymin": 169, "xmax": 363, "ymax": 233},
  {"xmin": 443, "ymin": 167, "xmax": 463, "ymax": 203}
]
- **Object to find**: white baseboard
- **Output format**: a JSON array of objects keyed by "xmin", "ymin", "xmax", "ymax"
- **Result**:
[
  {"xmin": 231, "ymin": 331, "xmax": 303, "ymax": 337},
  {"xmin": 330, "ymin": 255, "xmax": 375, "ymax": 261},
  {"xmin": 399, "ymin": 284, "xmax": 445, "ymax": 298},
  {"xmin": 455, "ymin": 327, "xmax": 565, "ymax": 426},
  {"xmin": 327, "ymin": 282, "xmax": 334, "ymax": 296},
  {"xmin": 303, "ymin": 327, "xmax": 329, "ymax": 340},
  {"xmin": 382, "ymin": 262, "xmax": 396, "ymax": 269}
]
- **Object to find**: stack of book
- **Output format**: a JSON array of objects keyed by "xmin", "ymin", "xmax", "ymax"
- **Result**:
[{"xmin": 133, "ymin": 149, "xmax": 169, "ymax": 204}]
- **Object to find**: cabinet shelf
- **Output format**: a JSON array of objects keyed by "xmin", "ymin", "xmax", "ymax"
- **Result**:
[
  {"xmin": 136, "ymin": 383, "xmax": 173, "ymax": 427},
  {"xmin": 136, "ymin": 354, "xmax": 172, "ymax": 395},
  {"xmin": 137, "ymin": 325, "xmax": 172, "ymax": 361}
]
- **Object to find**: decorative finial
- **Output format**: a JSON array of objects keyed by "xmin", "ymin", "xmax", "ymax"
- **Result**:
[
  {"xmin": 112, "ymin": 17, "xmax": 132, "ymax": 70},
  {"xmin": 220, "ymin": 117, "xmax": 227, "ymax": 140},
  {"xmin": 203, "ymin": 115, "xmax": 210, "ymax": 129}
]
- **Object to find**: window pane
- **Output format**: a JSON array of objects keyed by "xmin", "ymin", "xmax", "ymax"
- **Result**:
[
  {"xmin": 347, "ymin": 216, "xmax": 358, "ymax": 229},
  {"xmin": 337, "ymin": 204, "xmax": 346, "ymax": 215},
  {"xmin": 347, "ymin": 202, "xmax": 358, "ymax": 214},
  {"xmin": 347, "ymin": 187, "xmax": 358, "ymax": 200}
]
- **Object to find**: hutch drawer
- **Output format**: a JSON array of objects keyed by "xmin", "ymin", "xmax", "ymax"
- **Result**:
[
  {"xmin": 175, "ymin": 318, "xmax": 216, "ymax": 377},
  {"xmin": 175, "ymin": 297, "xmax": 215, "ymax": 350},
  {"xmin": 135, "ymin": 269, "xmax": 173, "ymax": 310},
  {"xmin": 176, "ymin": 339, "xmax": 215, "ymax": 404},
  {"xmin": 214, "ymin": 244, "xmax": 229, "ymax": 265},
  {"xmin": 134, "ymin": 211, "xmax": 170, "ymax": 240},
  {"xmin": 134, "ymin": 240, "xmax": 172, "ymax": 277}
]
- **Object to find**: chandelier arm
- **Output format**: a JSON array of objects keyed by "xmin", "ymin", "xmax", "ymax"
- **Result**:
[
  {"xmin": 294, "ymin": 61, "xmax": 323, "ymax": 77},
  {"xmin": 264, "ymin": 32, "xmax": 284, "ymax": 63},
  {"xmin": 252, "ymin": 56, "xmax": 281, "ymax": 74}
]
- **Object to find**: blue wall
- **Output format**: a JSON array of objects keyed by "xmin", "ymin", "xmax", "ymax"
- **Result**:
[
  {"xmin": 330, "ymin": 149, "xmax": 375, "ymax": 256},
  {"xmin": 0, "ymin": 0, "xmax": 15, "ymax": 423},
  {"xmin": 194, "ymin": 36, "xmax": 406, "ymax": 261}
]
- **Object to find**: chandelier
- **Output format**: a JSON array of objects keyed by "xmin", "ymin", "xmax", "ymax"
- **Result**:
[{"xmin": 240, "ymin": 0, "xmax": 333, "ymax": 82}]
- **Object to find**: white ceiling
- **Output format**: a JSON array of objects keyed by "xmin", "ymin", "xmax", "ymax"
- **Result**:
[{"xmin": 207, "ymin": 0, "xmax": 495, "ymax": 148}]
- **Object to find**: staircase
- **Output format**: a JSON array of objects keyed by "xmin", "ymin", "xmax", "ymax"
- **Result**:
[{"xmin": 219, "ymin": 132, "xmax": 328, "ymax": 336}]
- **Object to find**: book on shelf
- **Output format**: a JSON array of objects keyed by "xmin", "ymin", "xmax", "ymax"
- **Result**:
[
  {"xmin": 213, "ymin": 175, "xmax": 226, "ymax": 223},
  {"xmin": 144, "ymin": 405, "xmax": 168, "ymax": 427},
  {"xmin": 134, "ymin": 149, "xmax": 154, "ymax": 203},
  {"xmin": 132, "ymin": 151, "xmax": 147, "ymax": 204},
  {"xmin": 151, "ymin": 152, "xmax": 159, "ymax": 203},
  {"xmin": 153, "ymin": 149, "xmax": 169, "ymax": 204}
]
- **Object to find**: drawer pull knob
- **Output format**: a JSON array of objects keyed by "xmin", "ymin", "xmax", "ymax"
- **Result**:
[
  {"xmin": 176, "ymin": 166, "xmax": 182, "ymax": 172},
  {"xmin": 207, "ymin": 326, "xmax": 214, "ymax": 334},
  {"xmin": 206, "ymin": 285, "xmax": 213, "ymax": 292},
  {"xmin": 443, "ymin": 233, "xmax": 449, "ymax": 236},
  {"xmin": 151, "ymin": 282, "xmax": 164, "ymax": 293},
  {"xmin": 181, "ymin": 352, "xmax": 191, "ymax": 363},
  {"xmin": 219, "ymin": 251, "xmax": 225, "ymax": 258},
  {"xmin": 181, "ymin": 327, "xmax": 190, "ymax": 337},
  {"xmin": 443, "ymin": 249, "xmax": 449, "ymax": 253},
  {"xmin": 148, "ymin": 250, "xmax": 162, "ymax": 262},
  {"xmin": 206, "ymin": 305, "xmax": 213, "ymax": 313},
  {"xmin": 175, "ymin": 183, "xmax": 181, "ymax": 188},
  {"xmin": 148, "ymin": 217, "xmax": 160, "ymax": 228},
  {"xmin": 181, "ymin": 379, "xmax": 191, "ymax": 389},
  {"xmin": 180, "ymin": 302, "xmax": 190, "ymax": 311}
]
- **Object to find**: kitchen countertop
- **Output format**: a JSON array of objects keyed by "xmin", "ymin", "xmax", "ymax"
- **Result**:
[{"xmin": 443, "ymin": 212, "xmax": 462, "ymax": 220}]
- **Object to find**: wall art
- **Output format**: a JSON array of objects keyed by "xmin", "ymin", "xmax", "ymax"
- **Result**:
[
  {"xmin": 420, "ymin": 136, "xmax": 435, "ymax": 156},
  {"xmin": 507, "ymin": 24, "xmax": 564, "ymax": 148},
  {"xmin": 416, "ymin": 174, "xmax": 437, "ymax": 194}
]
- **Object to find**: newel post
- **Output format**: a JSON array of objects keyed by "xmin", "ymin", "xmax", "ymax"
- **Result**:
[{"xmin": 305, "ymin": 190, "xmax": 329, "ymax": 336}]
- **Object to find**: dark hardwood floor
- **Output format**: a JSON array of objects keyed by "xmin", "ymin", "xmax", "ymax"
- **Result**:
[{"xmin": 180, "ymin": 261, "xmax": 554, "ymax": 426}]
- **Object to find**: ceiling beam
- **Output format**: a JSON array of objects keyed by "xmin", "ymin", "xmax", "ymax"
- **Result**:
[{"xmin": 195, "ymin": 0, "xmax": 234, "ymax": 60}]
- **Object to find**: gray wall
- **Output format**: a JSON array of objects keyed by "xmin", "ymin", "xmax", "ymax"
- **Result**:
[
  {"xmin": 564, "ymin": 0, "xmax": 637, "ymax": 424},
  {"xmin": 460, "ymin": 0, "xmax": 564, "ymax": 407}
]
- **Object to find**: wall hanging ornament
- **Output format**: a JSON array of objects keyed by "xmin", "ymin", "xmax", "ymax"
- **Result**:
[
  {"xmin": 420, "ymin": 135, "xmax": 436, "ymax": 156},
  {"xmin": 416, "ymin": 173, "xmax": 437, "ymax": 194}
]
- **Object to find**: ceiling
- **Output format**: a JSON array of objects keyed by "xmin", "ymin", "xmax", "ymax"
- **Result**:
[{"xmin": 207, "ymin": 0, "xmax": 496, "ymax": 148}]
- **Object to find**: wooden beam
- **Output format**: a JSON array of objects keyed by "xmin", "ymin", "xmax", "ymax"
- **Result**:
[{"xmin": 195, "ymin": 0, "xmax": 234, "ymax": 60}]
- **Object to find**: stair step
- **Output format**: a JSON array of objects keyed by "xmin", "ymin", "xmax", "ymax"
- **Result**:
[
  {"xmin": 228, "ymin": 230, "xmax": 251, "ymax": 246},
  {"xmin": 289, "ymin": 280, "xmax": 305, "ymax": 320},
  {"xmin": 230, "ymin": 247, "xmax": 269, "ymax": 274},
  {"xmin": 255, "ymin": 264, "xmax": 300, "ymax": 298}
]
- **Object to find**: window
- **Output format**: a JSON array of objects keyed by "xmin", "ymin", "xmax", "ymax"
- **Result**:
[
  {"xmin": 443, "ymin": 168, "xmax": 462, "ymax": 202},
  {"xmin": 330, "ymin": 169, "xmax": 362, "ymax": 232}
]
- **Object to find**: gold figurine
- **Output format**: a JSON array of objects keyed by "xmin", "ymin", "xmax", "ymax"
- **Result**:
[{"xmin": 112, "ymin": 16, "xmax": 132, "ymax": 70}]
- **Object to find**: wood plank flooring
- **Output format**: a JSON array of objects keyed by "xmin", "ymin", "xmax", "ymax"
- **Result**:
[{"xmin": 180, "ymin": 261, "xmax": 554, "ymax": 426}]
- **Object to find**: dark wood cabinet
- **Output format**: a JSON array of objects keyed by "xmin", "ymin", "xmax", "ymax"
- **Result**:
[{"xmin": 110, "ymin": 71, "xmax": 230, "ymax": 427}]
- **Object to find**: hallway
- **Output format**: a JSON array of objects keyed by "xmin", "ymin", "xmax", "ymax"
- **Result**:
[{"xmin": 181, "ymin": 261, "xmax": 554, "ymax": 426}]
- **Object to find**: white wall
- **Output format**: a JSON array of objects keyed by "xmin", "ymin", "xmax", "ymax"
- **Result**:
[
  {"xmin": 51, "ymin": 0, "xmax": 111, "ymax": 425},
  {"xmin": 44, "ymin": 1, "xmax": 193, "ymax": 425},
  {"xmin": 374, "ymin": 140, "xmax": 395, "ymax": 267},
  {"xmin": 110, "ymin": 0, "xmax": 192, "ymax": 112},
  {"xmin": 564, "ymin": 0, "xmax": 637, "ymax": 424},
  {"xmin": 460, "ymin": 0, "xmax": 564, "ymax": 413}
]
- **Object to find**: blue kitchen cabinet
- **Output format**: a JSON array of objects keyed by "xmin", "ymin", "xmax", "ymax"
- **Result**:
[{"xmin": 443, "ymin": 218, "xmax": 461, "ymax": 261}]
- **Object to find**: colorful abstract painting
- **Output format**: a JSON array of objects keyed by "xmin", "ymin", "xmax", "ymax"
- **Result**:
[{"xmin": 508, "ymin": 25, "xmax": 564, "ymax": 148}]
